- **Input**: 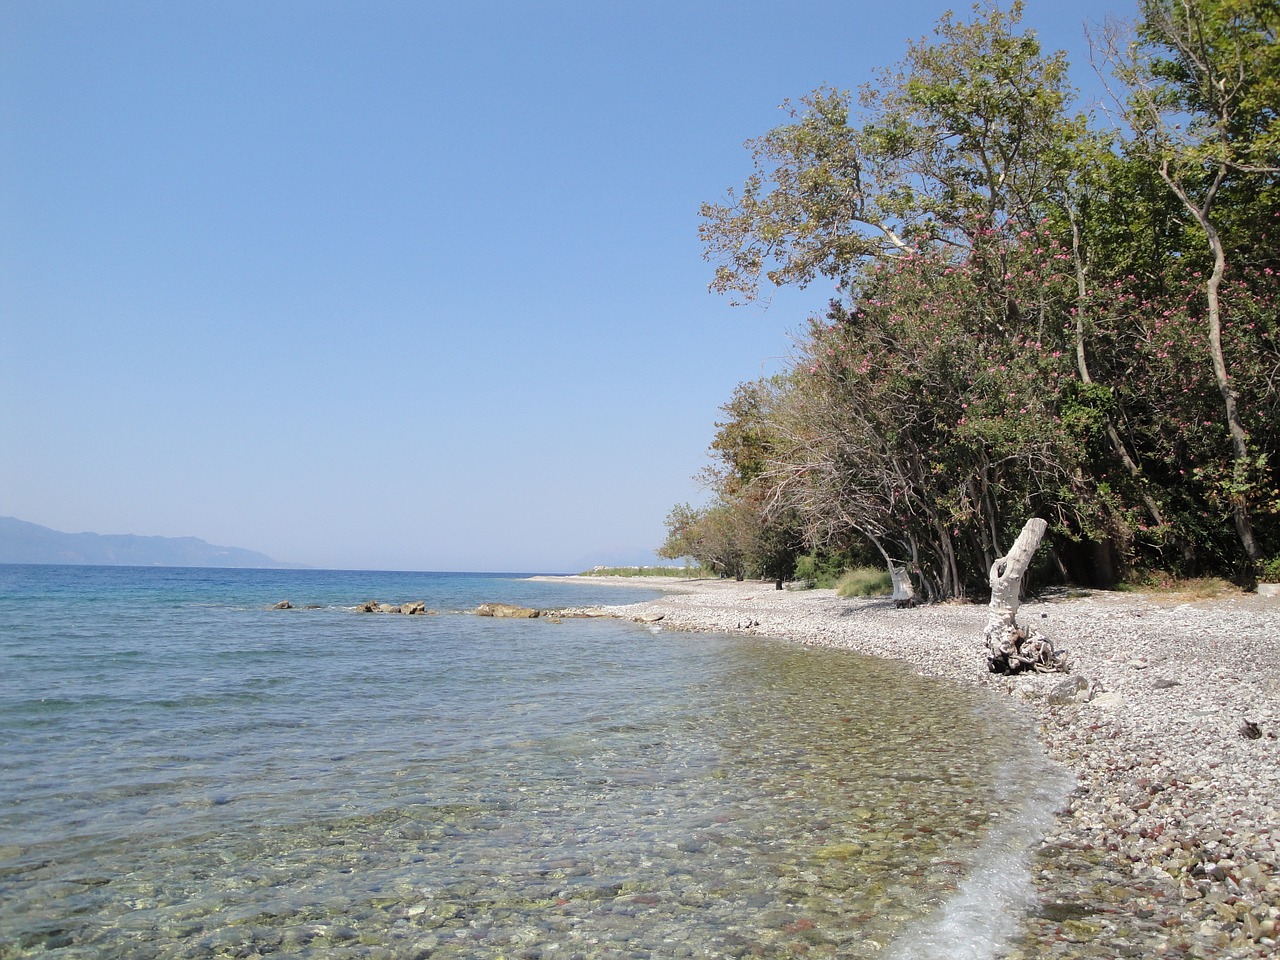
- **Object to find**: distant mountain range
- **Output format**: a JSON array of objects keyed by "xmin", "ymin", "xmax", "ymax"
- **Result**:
[{"xmin": 0, "ymin": 517, "xmax": 301, "ymax": 568}]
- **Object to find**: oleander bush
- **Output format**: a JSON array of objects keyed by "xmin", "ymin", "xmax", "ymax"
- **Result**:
[{"xmin": 663, "ymin": 0, "xmax": 1280, "ymax": 600}]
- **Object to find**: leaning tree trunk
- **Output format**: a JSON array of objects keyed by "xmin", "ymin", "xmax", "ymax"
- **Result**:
[
  {"xmin": 862, "ymin": 529, "xmax": 919, "ymax": 607},
  {"xmin": 1203, "ymin": 220, "xmax": 1264, "ymax": 566},
  {"xmin": 984, "ymin": 518, "xmax": 1065, "ymax": 674},
  {"xmin": 1159, "ymin": 160, "xmax": 1264, "ymax": 567}
]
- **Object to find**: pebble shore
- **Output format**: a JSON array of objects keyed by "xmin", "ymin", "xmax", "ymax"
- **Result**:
[{"xmin": 554, "ymin": 577, "xmax": 1279, "ymax": 959}]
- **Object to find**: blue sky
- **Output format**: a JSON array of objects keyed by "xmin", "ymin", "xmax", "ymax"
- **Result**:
[{"xmin": 2, "ymin": 0, "xmax": 1129, "ymax": 572}]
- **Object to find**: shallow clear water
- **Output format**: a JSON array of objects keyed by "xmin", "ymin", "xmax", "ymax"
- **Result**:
[{"xmin": 0, "ymin": 565, "xmax": 1064, "ymax": 959}]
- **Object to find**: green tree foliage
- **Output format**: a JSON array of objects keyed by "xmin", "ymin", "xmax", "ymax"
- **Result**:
[
  {"xmin": 672, "ymin": 1, "xmax": 1278, "ymax": 596},
  {"xmin": 658, "ymin": 495, "xmax": 803, "ymax": 582},
  {"xmin": 660, "ymin": 379, "xmax": 806, "ymax": 581},
  {"xmin": 755, "ymin": 225, "xmax": 1135, "ymax": 598},
  {"xmin": 1101, "ymin": 0, "xmax": 1280, "ymax": 564},
  {"xmin": 700, "ymin": 1, "xmax": 1091, "ymax": 303},
  {"xmin": 1085, "ymin": 262, "xmax": 1280, "ymax": 569}
]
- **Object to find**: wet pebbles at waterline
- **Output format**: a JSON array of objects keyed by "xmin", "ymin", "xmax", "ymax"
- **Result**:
[{"xmin": 589, "ymin": 577, "xmax": 1280, "ymax": 959}]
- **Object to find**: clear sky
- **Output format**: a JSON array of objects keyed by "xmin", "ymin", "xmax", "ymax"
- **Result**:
[{"xmin": 2, "ymin": 0, "xmax": 1130, "ymax": 573}]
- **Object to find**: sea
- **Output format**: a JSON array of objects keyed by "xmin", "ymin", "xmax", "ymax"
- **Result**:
[{"xmin": 0, "ymin": 564, "xmax": 1070, "ymax": 960}]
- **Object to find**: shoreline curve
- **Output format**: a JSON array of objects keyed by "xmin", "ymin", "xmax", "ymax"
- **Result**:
[{"xmin": 536, "ymin": 575, "xmax": 1280, "ymax": 958}]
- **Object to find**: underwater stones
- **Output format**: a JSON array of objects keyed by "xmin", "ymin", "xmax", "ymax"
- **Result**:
[
  {"xmin": 810, "ymin": 843, "xmax": 861, "ymax": 861},
  {"xmin": 589, "ymin": 580, "xmax": 1280, "ymax": 959}
]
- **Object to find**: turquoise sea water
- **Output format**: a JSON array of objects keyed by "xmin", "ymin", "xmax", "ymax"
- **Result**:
[{"xmin": 0, "ymin": 565, "xmax": 1066, "ymax": 959}]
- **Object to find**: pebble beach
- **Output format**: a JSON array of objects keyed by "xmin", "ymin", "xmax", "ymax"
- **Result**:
[{"xmin": 553, "ymin": 577, "xmax": 1280, "ymax": 959}]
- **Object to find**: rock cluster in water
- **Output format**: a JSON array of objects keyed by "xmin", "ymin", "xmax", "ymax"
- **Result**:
[
  {"xmin": 473, "ymin": 602, "xmax": 541, "ymax": 619},
  {"xmin": 355, "ymin": 600, "xmax": 432, "ymax": 615},
  {"xmin": 271, "ymin": 599, "xmax": 551, "ymax": 618}
]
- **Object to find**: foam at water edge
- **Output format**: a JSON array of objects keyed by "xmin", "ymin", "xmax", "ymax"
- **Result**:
[{"xmin": 882, "ymin": 746, "xmax": 1075, "ymax": 960}]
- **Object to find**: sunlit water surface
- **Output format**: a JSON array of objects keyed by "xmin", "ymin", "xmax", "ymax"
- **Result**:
[{"xmin": 0, "ymin": 566, "xmax": 1066, "ymax": 959}]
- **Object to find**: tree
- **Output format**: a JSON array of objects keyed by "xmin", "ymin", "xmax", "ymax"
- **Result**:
[
  {"xmin": 700, "ymin": 1, "xmax": 1090, "ymax": 304},
  {"xmin": 658, "ymin": 502, "xmax": 745, "ymax": 578},
  {"xmin": 658, "ymin": 496, "xmax": 802, "ymax": 582},
  {"xmin": 661, "ymin": 379, "xmax": 808, "ymax": 582},
  {"xmin": 697, "ymin": 2, "xmax": 1117, "ymax": 597},
  {"xmin": 675, "ymin": 0, "xmax": 1280, "ymax": 598},
  {"xmin": 1084, "ymin": 262, "xmax": 1280, "ymax": 570},
  {"xmin": 1099, "ymin": 0, "xmax": 1280, "ymax": 567},
  {"xmin": 757, "ymin": 230, "xmax": 1114, "ymax": 599},
  {"xmin": 698, "ymin": 87, "xmax": 911, "ymax": 305}
]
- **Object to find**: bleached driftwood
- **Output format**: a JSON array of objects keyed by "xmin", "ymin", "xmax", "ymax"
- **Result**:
[
  {"xmin": 888, "ymin": 560, "xmax": 918, "ymax": 608},
  {"xmin": 984, "ymin": 518, "xmax": 1065, "ymax": 673}
]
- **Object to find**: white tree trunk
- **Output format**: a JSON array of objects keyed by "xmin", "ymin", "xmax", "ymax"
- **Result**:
[
  {"xmin": 888, "ymin": 560, "xmax": 917, "ymax": 607},
  {"xmin": 985, "ymin": 518, "xmax": 1063, "ymax": 673}
]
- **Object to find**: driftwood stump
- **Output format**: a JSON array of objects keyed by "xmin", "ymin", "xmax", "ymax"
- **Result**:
[
  {"xmin": 984, "ymin": 518, "xmax": 1065, "ymax": 673},
  {"xmin": 888, "ymin": 560, "xmax": 918, "ymax": 608}
]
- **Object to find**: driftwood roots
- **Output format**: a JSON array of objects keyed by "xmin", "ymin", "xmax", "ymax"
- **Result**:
[
  {"xmin": 986, "ymin": 624, "xmax": 1066, "ymax": 674},
  {"xmin": 984, "ymin": 518, "xmax": 1067, "ymax": 674}
]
